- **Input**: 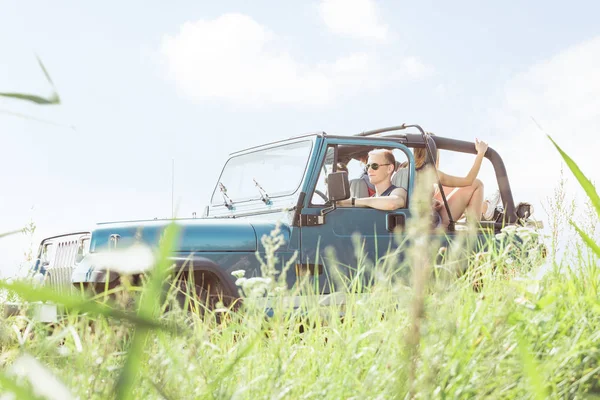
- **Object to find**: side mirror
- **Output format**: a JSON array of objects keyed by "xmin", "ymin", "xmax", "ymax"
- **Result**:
[{"xmin": 326, "ymin": 171, "xmax": 350, "ymax": 201}]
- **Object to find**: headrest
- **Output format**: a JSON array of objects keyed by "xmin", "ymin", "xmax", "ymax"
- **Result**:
[{"xmin": 349, "ymin": 178, "xmax": 370, "ymax": 198}]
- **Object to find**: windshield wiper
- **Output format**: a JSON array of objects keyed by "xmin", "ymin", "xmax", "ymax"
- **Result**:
[
  {"xmin": 218, "ymin": 182, "xmax": 234, "ymax": 210},
  {"xmin": 253, "ymin": 178, "xmax": 271, "ymax": 205}
]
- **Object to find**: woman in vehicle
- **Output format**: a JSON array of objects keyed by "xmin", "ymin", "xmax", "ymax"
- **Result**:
[{"xmin": 413, "ymin": 135, "xmax": 501, "ymax": 227}]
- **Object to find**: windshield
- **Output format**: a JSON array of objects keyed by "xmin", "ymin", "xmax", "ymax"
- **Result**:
[{"xmin": 211, "ymin": 140, "xmax": 313, "ymax": 205}]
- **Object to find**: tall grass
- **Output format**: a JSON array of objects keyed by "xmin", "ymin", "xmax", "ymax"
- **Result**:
[{"xmin": 1, "ymin": 136, "xmax": 599, "ymax": 399}]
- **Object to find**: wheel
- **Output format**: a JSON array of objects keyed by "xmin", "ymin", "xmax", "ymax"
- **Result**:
[{"xmin": 172, "ymin": 280, "xmax": 240, "ymax": 321}]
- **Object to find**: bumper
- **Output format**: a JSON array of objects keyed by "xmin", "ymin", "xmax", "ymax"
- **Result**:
[{"xmin": 3, "ymin": 301, "xmax": 59, "ymax": 323}]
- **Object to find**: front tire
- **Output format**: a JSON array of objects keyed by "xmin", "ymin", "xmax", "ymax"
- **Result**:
[{"xmin": 173, "ymin": 280, "xmax": 239, "ymax": 321}]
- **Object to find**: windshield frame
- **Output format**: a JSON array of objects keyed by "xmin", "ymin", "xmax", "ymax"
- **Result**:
[{"xmin": 209, "ymin": 137, "xmax": 315, "ymax": 208}]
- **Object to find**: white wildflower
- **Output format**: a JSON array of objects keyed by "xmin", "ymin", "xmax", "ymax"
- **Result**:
[
  {"xmin": 8, "ymin": 354, "xmax": 74, "ymax": 399},
  {"xmin": 518, "ymin": 232, "xmax": 533, "ymax": 243},
  {"xmin": 514, "ymin": 296, "xmax": 535, "ymax": 310},
  {"xmin": 231, "ymin": 269, "xmax": 246, "ymax": 279},
  {"xmin": 517, "ymin": 226, "xmax": 536, "ymax": 235},
  {"xmin": 245, "ymin": 277, "xmax": 272, "ymax": 287},
  {"xmin": 242, "ymin": 277, "xmax": 272, "ymax": 297},
  {"xmin": 250, "ymin": 286, "xmax": 268, "ymax": 297},
  {"xmin": 57, "ymin": 347, "xmax": 71, "ymax": 357},
  {"xmin": 235, "ymin": 277, "xmax": 247, "ymax": 287},
  {"xmin": 77, "ymin": 243, "xmax": 155, "ymax": 275},
  {"xmin": 68, "ymin": 326, "xmax": 83, "ymax": 353}
]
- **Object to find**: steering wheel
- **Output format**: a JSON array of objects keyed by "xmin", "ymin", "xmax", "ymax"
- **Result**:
[{"xmin": 314, "ymin": 190, "xmax": 329, "ymax": 203}]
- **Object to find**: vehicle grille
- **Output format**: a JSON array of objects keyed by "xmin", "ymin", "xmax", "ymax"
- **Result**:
[
  {"xmin": 44, "ymin": 239, "xmax": 80, "ymax": 293},
  {"xmin": 46, "ymin": 266, "xmax": 75, "ymax": 293}
]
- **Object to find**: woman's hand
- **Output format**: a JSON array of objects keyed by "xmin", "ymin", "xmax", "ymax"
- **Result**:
[{"xmin": 475, "ymin": 138, "xmax": 488, "ymax": 155}]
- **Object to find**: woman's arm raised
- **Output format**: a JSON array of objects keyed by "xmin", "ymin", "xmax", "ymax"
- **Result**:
[{"xmin": 438, "ymin": 138, "xmax": 488, "ymax": 188}]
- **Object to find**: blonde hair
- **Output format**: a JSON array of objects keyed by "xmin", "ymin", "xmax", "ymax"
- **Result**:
[
  {"xmin": 413, "ymin": 132, "xmax": 439, "ymax": 169},
  {"xmin": 368, "ymin": 148, "xmax": 396, "ymax": 166}
]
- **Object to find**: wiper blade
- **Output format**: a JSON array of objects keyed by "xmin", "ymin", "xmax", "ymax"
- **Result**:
[
  {"xmin": 253, "ymin": 178, "xmax": 271, "ymax": 205},
  {"xmin": 218, "ymin": 182, "xmax": 234, "ymax": 210}
]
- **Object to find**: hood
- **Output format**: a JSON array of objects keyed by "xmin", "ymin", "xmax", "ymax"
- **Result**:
[
  {"xmin": 90, "ymin": 218, "xmax": 259, "ymax": 253},
  {"xmin": 89, "ymin": 218, "xmax": 290, "ymax": 253}
]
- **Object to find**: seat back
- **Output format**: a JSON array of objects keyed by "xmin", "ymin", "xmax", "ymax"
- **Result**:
[
  {"xmin": 349, "ymin": 178, "xmax": 370, "ymax": 198},
  {"xmin": 391, "ymin": 168, "xmax": 409, "ymax": 191}
]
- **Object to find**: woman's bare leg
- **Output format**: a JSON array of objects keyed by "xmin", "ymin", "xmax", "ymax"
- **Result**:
[{"xmin": 436, "ymin": 179, "xmax": 485, "ymax": 225}]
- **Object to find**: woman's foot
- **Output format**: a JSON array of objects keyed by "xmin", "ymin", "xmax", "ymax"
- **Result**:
[{"xmin": 482, "ymin": 190, "xmax": 501, "ymax": 220}]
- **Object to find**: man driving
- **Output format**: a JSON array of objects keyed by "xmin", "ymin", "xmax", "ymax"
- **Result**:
[{"xmin": 339, "ymin": 149, "xmax": 407, "ymax": 210}]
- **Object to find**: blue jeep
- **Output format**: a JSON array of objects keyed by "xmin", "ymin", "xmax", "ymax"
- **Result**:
[{"xmin": 69, "ymin": 125, "xmax": 539, "ymax": 307}]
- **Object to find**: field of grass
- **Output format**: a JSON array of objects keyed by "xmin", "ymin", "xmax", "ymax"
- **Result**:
[{"xmin": 1, "ymin": 138, "xmax": 599, "ymax": 399}]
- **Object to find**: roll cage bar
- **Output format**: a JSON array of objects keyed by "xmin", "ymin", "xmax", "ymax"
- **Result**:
[
  {"xmin": 348, "ymin": 123, "xmax": 516, "ymax": 226},
  {"xmin": 220, "ymin": 123, "xmax": 516, "ymax": 227}
]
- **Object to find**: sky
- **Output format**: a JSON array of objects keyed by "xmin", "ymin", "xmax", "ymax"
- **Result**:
[{"xmin": 1, "ymin": 0, "xmax": 599, "ymax": 277}]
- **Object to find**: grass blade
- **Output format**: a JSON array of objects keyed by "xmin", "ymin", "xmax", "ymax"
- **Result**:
[
  {"xmin": 0, "ymin": 229, "xmax": 23, "ymax": 239},
  {"xmin": 548, "ymin": 135, "xmax": 600, "ymax": 218},
  {"xmin": 115, "ymin": 222, "xmax": 180, "ymax": 400},
  {"xmin": 0, "ymin": 280, "xmax": 174, "ymax": 332},
  {"xmin": 0, "ymin": 109, "xmax": 76, "ymax": 129},
  {"xmin": 570, "ymin": 221, "xmax": 600, "ymax": 258},
  {"xmin": 0, "ymin": 92, "xmax": 59, "ymax": 105},
  {"xmin": 36, "ymin": 54, "xmax": 57, "ymax": 88},
  {"xmin": 0, "ymin": 55, "xmax": 60, "ymax": 105},
  {"xmin": 517, "ymin": 334, "xmax": 547, "ymax": 400}
]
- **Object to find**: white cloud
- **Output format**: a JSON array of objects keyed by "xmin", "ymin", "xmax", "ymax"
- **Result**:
[
  {"xmin": 490, "ymin": 36, "xmax": 600, "ymax": 224},
  {"xmin": 398, "ymin": 56, "xmax": 435, "ymax": 80},
  {"xmin": 318, "ymin": 0, "xmax": 388, "ymax": 41},
  {"xmin": 160, "ymin": 13, "xmax": 431, "ymax": 106},
  {"xmin": 161, "ymin": 14, "xmax": 332, "ymax": 106}
]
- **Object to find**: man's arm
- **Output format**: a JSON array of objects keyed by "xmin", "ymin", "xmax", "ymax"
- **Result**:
[{"xmin": 338, "ymin": 188, "xmax": 407, "ymax": 211}]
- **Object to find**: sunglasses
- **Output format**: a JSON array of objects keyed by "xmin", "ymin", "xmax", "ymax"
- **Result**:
[{"xmin": 365, "ymin": 163, "xmax": 392, "ymax": 171}]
